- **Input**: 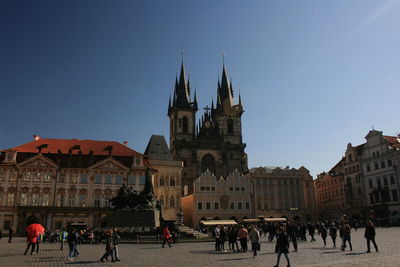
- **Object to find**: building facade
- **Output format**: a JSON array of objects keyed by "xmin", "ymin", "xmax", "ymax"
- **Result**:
[
  {"xmin": 168, "ymin": 62, "xmax": 248, "ymax": 195},
  {"xmin": 250, "ymin": 166, "xmax": 316, "ymax": 221},
  {"xmin": 0, "ymin": 137, "xmax": 152, "ymax": 233},
  {"xmin": 181, "ymin": 170, "xmax": 252, "ymax": 228},
  {"xmin": 361, "ymin": 130, "xmax": 400, "ymax": 222},
  {"xmin": 314, "ymin": 170, "xmax": 346, "ymax": 219},
  {"xmin": 144, "ymin": 135, "xmax": 182, "ymax": 222},
  {"xmin": 343, "ymin": 143, "xmax": 365, "ymax": 216}
]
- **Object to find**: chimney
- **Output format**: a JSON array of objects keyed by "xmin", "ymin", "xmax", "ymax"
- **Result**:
[
  {"xmin": 33, "ymin": 135, "xmax": 40, "ymax": 141},
  {"xmin": 123, "ymin": 141, "xmax": 128, "ymax": 146}
]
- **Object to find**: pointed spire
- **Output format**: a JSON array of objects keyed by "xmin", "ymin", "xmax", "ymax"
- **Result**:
[
  {"xmin": 218, "ymin": 63, "xmax": 233, "ymax": 108},
  {"xmin": 193, "ymin": 89, "xmax": 198, "ymax": 110},
  {"xmin": 168, "ymin": 93, "xmax": 172, "ymax": 108},
  {"xmin": 238, "ymin": 92, "xmax": 242, "ymax": 106},
  {"xmin": 211, "ymin": 98, "xmax": 214, "ymax": 110}
]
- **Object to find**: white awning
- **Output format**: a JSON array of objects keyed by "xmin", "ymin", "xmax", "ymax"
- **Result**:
[{"xmin": 199, "ymin": 220, "xmax": 237, "ymax": 226}]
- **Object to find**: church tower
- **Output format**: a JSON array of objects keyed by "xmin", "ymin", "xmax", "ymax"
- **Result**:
[{"xmin": 169, "ymin": 59, "xmax": 247, "ymax": 195}]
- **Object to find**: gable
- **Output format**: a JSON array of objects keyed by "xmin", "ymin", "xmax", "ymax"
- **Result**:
[
  {"xmin": 89, "ymin": 157, "xmax": 129, "ymax": 171},
  {"xmin": 17, "ymin": 155, "xmax": 58, "ymax": 169}
]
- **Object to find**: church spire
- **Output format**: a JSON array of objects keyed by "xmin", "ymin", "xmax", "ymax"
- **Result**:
[
  {"xmin": 172, "ymin": 60, "xmax": 191, "ymax": 108},
  {"xmin": 217, "ymin": 63, "xmax": 233, "ymax": 109}
]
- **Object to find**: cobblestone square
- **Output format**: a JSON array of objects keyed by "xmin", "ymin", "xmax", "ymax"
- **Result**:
[{"xmin": 0, "ymin": 227, "xmax": 399, "ymax": 267}]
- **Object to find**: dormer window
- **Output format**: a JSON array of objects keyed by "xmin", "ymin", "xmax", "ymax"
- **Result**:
[{"xmin": 3, "ymin": 150, "xmax": 17, "ymax": 164}]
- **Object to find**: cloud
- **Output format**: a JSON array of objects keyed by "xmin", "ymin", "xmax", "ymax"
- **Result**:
[{"xmin": 359, "ymin": 0, "xmax": 400, "ymax": 30}]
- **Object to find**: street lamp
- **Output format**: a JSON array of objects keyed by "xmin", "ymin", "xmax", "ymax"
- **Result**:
[{"xmin": 290, "ymin": 207, "xmax": 298, "ymax": 221}]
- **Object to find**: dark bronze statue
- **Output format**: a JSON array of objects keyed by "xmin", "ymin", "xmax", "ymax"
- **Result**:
[{"xmin": 109, "ymin": 168, "xmax": 160, "ymax": 212}]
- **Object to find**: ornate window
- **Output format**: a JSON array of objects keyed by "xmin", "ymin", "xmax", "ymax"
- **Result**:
[
  {"xmin": 6, "ymin": 193, "xmax": 14, "ymax": 206},
  {"xmin": 160, "ymin": 177, "xmax": 165, "ymax": 186},
  {"xmin": 21, "ymin": 193, "xmax": 28, "ymax": 206},
  {"xmin": 79, "ymin": 173, "xmax": 88, "ymax": 184},
  {"xmin": 95, "ymin": 174, "xmax": 102, "ymax": 184},
  {"xmin": 57, "ymin": 194, "xmax": 64, "ymax": 207},
  {"xmin": 128, "ymin": 175, "xmax": 136, "ymax": 185},
  {"xmin": 23, "ymin": 171, "xmax": 31, "ymax": 182},
  {"xmin": 139, "ymin": 175, "xmax": 146, "ymax": 185},
  {"xmin": 43, "ymin": 172, "xmax": 51, "ymax": 182},
  {"xmin": 114, "ymin": 175, "xmax": 122, "ymax": 185},
  {"xmin": 32, "ymin": 194, "xmax": 39, "ymax": 206},
  {"xmin": 9, "ymin": 170, "xmax": 17, "ymax": 182},
  {"xmin": 170, "ymin": 178, "xmax": 175, "ymax": 186},
  {"xmin": 68, "ymin": 194, "xmax": 76, "ymax": 207},
  {"xmin": 42, "ymin": 194, "xmax": 49, "ymax": 206},
  {"xmin": 70, "ymin": 173, "xmax": 78, "ymax": 183},
  {"xmin": 94, "ymin": 195, "xmax": 101, "ymax": 208},
  {"xmin": 105, "ymin": 174, "xmax": 112, "ymax": 184},
  {"xmin": 79, "ymin": 194, "xmax": 87, "ymax": 207}
]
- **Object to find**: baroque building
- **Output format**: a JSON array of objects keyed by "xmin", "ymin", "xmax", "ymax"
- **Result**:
[
  {"xmin": 168, "ymin": 62, "xmax": 248, "ymax": 195},
  {"xmin": 250, "ymin": 166, "xmax": 316, "ymax": 221},
  {"xmin": 0, "ymin": 137, "xmax": 151, "ymax": 233},
  {"xmin": 144, "ymin": 135, "xmax": 182, "ymax": 222},
  {"xmin": 361, "ymin": 130, "xmax": 400, "ymax": 222}
]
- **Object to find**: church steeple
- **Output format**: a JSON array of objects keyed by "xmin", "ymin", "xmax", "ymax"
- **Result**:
[
  {"xmin": 173, "ymin": 60, "xmax": 191, "ymax": 108},
  {"xmin": 218, "ymin": 64, "xmax": 234, "ymax": 109}
]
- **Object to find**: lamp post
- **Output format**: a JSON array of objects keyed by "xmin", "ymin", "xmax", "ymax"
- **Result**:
[{"xmin": 290, "ymin": 207, "xmax": 298, "ymax": 221}]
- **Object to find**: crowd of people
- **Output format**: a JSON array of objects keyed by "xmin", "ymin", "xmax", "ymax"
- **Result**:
[
  {"xmin": 211, "ymin": 217, "xmax": 380, "ymax": 266},
  {"xmin": 2, "ymin": 215, "xmax": 382, "ymax": 264}
]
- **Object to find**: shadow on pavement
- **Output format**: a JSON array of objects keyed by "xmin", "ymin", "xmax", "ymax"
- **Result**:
[
  {"xmin": 66, "ymin": 260, "xmax": 98, "ymax": 264},
  {"xmin": 217, "ymin": 257, "xmax": 250, "ymax": 261},
  {"xmin": 190, "ymin": 250, "xmax": 233, "ymax": 255},
  {"xmin": 344, "ymin": 252, "xmax": 367, "ymax": 256},
  {"xmin": 320, "ymin": 251, "xmax": 341, "ymax": 254}
]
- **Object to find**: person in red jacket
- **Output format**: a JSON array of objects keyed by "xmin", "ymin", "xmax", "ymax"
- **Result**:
[
  {"xmin": 162, "ymin": 226, "xmax": 172, "ymax": 248},
  {"xmin": 24, "ymin": 228, "xmax": 39, "ymax": 255}
]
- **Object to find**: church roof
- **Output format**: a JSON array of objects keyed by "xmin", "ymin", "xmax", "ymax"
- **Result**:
[{"xmin": 144, "ymin": 135, "xmax": 173, "ymax": 161}]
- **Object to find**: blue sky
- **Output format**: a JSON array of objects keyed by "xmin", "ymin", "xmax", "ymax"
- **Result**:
[{"xmin": 1, "ymin": 0, "xmax": 399, "ymax": 177}]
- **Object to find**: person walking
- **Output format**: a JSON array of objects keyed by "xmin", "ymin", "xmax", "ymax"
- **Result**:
[
  {"xmin": 364, "ymin": 220, "xmax": 378, "ymax": 253},
  {"xmin": 308, "ymin": 223, "xmax": 316, "ymax": 242},
  {"xmin": 228, "ymin": 227, "xmax": 239, "ymax": 252},
  {"xmin": 24, "ymin": 228, "xmax": 38, "ymax": 255},
  {"xmin": 67, "ymin": 228, "xmax": 78, "ymax": 261},
  {"xmin": 320, "ymin": 224, "xmax": 328, "ymax": 247},
  {"xmin": 162, "ymin": 226, "xmax": 172, "ymax": 248},
  {"xmin": 112, "ymin": 227, "xmax": 121, "ymax": 261},
  {"xmin": 35, "ymin": 233, "xmax": 44, "ymax": 253},
  {"xmin": 8, "ymin": 225, "xmax": 14, "ymax": 243},
  {"xmin": 100, "ymin": 230, "xmax": 115, "ymax": 262},
  {"xmin": 287, "ymin": 222, "xmax": 298, "ymax": 252},
  {"xmin": 249, "ymin": 225, "xmax": 260, "ymax": 259},
  {"xmin": 214, "ymin": 225, "xmax": 221, "ymax": 251},
  {"xmin": 329, "ymin": 224, "xmax": 337, "ymax": 248},
  {"xmin": 220, "ymin": 227, "xmax": 227, "ymax": 251},
  {"xmin": 59, "ymin": 228, "xmax": 68, "ymax": 250},
  {"xmin": 238, "ymin": 225, "xmax": 248, "ymax": 252},
  {"xmin": 273, "ymin": 227, "xmax": 291, "ymax": 267},
  {"xmin": 341, "ymin": 224, "xmax": 352, "ymax": 251}
]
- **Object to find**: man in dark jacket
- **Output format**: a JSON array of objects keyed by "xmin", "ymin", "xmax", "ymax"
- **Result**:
[
  {"xmin": 112, "ymin": 227, "xmax": 121, "ymax": 261},
  {"xmin": 364, "ymin": 220, "xmax": 378, "ymax": 253},
  {"xmin": 287, "ymin": 222, "xmax": 298, "ymax": 252},
  {"xmin": 329, "ymin": 224, "xmax": 337, "ymax": 248},
  {"xmin": 273, "ymin": 227, "xmax": 290, "ymax": 267}
]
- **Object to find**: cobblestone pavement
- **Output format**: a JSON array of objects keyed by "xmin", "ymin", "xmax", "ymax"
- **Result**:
[{"xmin": 0, "ymin": 227, "xmax": 399, "ymax": 267}]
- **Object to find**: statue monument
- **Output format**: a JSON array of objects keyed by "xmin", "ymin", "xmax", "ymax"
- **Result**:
[{"xmin": 106, "ymin": 168, "xmax": 161, "ymax": 228}]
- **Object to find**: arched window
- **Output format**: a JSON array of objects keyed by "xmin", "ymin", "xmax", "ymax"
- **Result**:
[
  {"xmin": 170, "ymin": 177, "xmax": 175, "ymax": 186},
  {"xmin": 182, "ymin": 116, "xmax": 188, "ymax": 133},
  {"xmin": 170, "ymin": 197, "xmax": 175, "ymax": 208},
  {"xmin": 227, "ymin": 119, "xmax": 234, "ymax": 134}
]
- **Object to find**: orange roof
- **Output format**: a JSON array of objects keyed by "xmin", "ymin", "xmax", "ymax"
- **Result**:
[
  {"xmin": 9, "ymin": 138, "xmax": 143, "ymax": 157},
  {"xmin": 383, "ymin": 135, "xmax": 400, "ymax": 149}
]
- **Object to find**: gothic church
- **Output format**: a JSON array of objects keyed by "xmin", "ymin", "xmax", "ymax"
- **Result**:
[{"xmin": 168, "ymin": 61, "xmax": 248, "ymax": 194}]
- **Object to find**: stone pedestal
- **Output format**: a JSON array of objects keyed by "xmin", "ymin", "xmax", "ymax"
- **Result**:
[{"xmin": 105, "ymin": 209, "xmax": 160, "ymax": 228}]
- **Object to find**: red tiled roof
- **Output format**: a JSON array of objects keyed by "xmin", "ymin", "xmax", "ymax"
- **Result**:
[
  {"xmin": 9, "ymin": 138, "xmax": 143, "ymax": 157},
  {"xmin": 383, "ymin": 135, "xmax": 400, "ymax": 149}
]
